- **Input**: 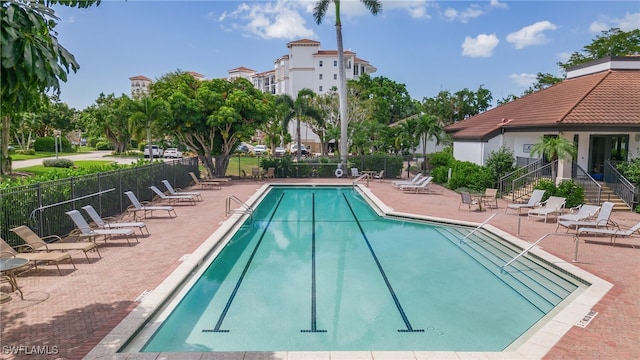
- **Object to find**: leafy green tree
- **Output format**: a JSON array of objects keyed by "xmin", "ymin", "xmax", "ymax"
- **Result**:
[
  {"xmin": 558, "ymin": 28, "xmax": 640, "ymax": 72},
  {"xmin": 151, "ymin": 72, "xmax": 272, "ymax": 177},
  {"xmin": 313, "ymin": 89, "xmax": 340, "ymax": 155},
  {"xmin": 276, "ymin": 89, "xmax": 323, "ymax": 162},
  {"xmin": 422, "ymin": 85, "xmax": 492, "ymax": 126},
  {"xmin": 349, "ymin": 73, "xmax": 420, "ymax": 124},
  {"xmin": 83, "ymin": 93, "xmax": 134, "ymax": 153},
  {"xmin": 523, "ymin": 72, "xmax": 563, "ymax": 95},
  {"xmin": 313, "ymin": 0, "xmax": 381, "ymax": 167},
  {"xmin": 1, "ymin": 0, "xmax": 100, "ymax": 174},
  {"xmin": 530, "ymin": 136, "xmax": 577, "ymax": 182}
]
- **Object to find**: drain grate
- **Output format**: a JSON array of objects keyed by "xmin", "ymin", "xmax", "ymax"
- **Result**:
[{"xmin": 576, "ymin": 309, "xmax": 598, "ymax": 328}]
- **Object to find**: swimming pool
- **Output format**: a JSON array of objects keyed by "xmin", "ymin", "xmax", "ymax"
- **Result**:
[
  {"xmin": 88, "ymin": 185, "xmax": 611, "ymax": 359},
  {"xmin": 91, "ymin": 184, "xmax": 612, "ymax": 358}
]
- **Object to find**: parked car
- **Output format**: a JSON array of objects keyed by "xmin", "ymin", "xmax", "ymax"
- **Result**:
[
  {"xmin": 274, "ymin": 147, "xmax": 286, "ymax": 156},
  {"xmin": 143, "ymin": 145, "xmax": 164, "ymax": 158},
  {"xmin": 290, "ymin": 143, "xmax": 309, "ymax": 156},
  {"xmin": 163, "ymin": 148, "xmax": 182, "ymax": 158},
  {"xmin": 253, "ymin": 144, "xmax": 268, "ymax": 155},
  {"xmin": 235, "ymin": 143, "xmax": 249, "ymax": 153}
]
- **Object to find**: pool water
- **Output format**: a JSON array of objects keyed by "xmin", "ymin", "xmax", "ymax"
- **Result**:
[{"xmin": 141, "ymin": 186, "xmax": 580, "ymax": 352}]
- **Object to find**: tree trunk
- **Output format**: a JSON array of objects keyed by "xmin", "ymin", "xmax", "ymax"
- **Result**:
[
  {"xmin": 1, "ymin": 115, "xmax": 12, "ymax": 175},
  {"xmin": 335, "ymin": 3, "xmax": 348, "ymax": 168}
]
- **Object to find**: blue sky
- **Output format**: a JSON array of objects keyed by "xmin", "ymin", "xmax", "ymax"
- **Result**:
[{"xmin": 52, "ymin": 0, "xmax": 640, "ymax": 110}]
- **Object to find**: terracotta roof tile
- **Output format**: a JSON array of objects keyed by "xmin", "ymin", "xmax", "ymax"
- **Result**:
[
  {"xmin": 445, "ymin": 69, "xmax": 640, "ymax": 140},
  {"xmin": 129, "ymin": 75, "xmax": 152, "ymax": 81}
]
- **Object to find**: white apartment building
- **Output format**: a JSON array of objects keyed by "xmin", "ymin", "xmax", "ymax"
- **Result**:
[{"xmin": 130, "ymin": 39, "xmax": 376, "ymax": 152}]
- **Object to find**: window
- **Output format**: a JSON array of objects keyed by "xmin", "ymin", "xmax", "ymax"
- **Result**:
[
  {"xmin": 333, "ymin": 74, "xmax": 337, "ymax": 80},
  {"xmin": 333, "ymin": 60, "xmax": 337, "ymax": 66},
  {"xmin": 319, "ymin": 86, "xmax": 323, "ymax": 92},
  {"xmin": 319, "ymin": 74, "xmax": 323, "ymax": 80},
  {"xmin": 319, "ymin": 60, "xmax": 323, "ymax": 67}
]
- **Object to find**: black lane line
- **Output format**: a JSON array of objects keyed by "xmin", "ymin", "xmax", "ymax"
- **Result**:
[
  {"xmin": 342, "ymin": 193, "xmax": 424, "ymax": 333},
  {"xmin": 302, "ymin": 193, "xmax": 327, "ymax": 333},
  {"xmin": 203, "ymin": 193, "xmax": 285, "ymax": 333}
]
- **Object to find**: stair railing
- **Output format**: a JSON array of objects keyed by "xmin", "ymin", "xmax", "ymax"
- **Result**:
[
  {"xmin": 508, "ymin": 161, "xmax": 555, "ymax": 203},
  {"xmin": 460, "ymin": 213, "xmax": 498, "ymax": 244},
  {"xmin": 225, "ymin": 195, "xmax": 254, "ymax": 220},
  {"xmin": 502, "ymin": 232, "xmax": 580, "ymax": 271},
  {"xmin": 498, "ymin": 158, "xmax": 543, "ymax": 196},
  {"xmin": 603, "ymin": 161, "xmax": 637, "ymax": 210},
  {"xmin": 572, "ymin": 163, "xmax": 601, "ymax": 205}
]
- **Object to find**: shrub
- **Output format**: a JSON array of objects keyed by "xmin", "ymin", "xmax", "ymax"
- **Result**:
[
  {"xmin": 34, "ymin": 137, "xmax": 73, "ymax": 152},
  {"xmin": 534, "ymin": 179, "xmax": 585, "ymax": 208},
  {"xmin": 42, "ymin": 158, "xmax": 75, "ymax": 168},
  {"xmin": 15, "ymin": 149, "xmax": 35, "ymax": 155},
  {"xmin": 555, "ymin": 180, "xmax": 585, "ymax": 208},
  {"xmin": 95, "ymin": 141, "xmax": 114, "ymax": 150},
  {"xmin": 429, "ymin": 149, "xmax": 454, "ymax": 168},
  {"xmin": 448, "ymin": 160, "xmax": 493, "ymax": 192},
  {"xmin": 485, "ymin": 145, "xmax": 516, "ymax": 184}
]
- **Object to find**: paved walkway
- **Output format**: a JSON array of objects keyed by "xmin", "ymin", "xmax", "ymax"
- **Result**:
[{"xmin": 1, "ymin": 178, "xmax": 639, "ymax": 359}]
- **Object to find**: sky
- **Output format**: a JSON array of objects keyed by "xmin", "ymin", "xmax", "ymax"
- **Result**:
[{"xmin": 52, "ymin": 0, "xmax": 640, "ymax": 110}]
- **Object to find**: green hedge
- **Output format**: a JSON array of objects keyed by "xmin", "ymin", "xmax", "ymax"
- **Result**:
[{"xmin": 34, "ymin": 137, "xmax": 73, "ymax": 152}]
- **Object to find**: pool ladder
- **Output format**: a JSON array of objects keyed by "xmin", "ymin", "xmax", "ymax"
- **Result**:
[{"xmin": 225, "ymin": 195, "xmax": 254, "ymax": 220}]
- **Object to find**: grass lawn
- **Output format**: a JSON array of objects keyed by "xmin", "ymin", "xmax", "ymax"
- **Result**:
[
  {"xmin": 224, "ymin": 156, "xmax": 265, "ymax": 177},
  {"xmin": 17, "ymin": 160, "xmax": 116, "ymax": 177}
]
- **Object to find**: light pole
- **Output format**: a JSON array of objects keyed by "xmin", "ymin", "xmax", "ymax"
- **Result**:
[{"xmin": 54, "ymin": 130, "xmax": 61, "ymax": 159}]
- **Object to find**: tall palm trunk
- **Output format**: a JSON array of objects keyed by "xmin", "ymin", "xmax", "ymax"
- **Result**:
[
  {"xmin": 335, "ymin": 2, "xmax": 348, "ymax": 168},
  {"xmin": 1, "ymin": 115, "xmax": 11, "ymax": 175}
]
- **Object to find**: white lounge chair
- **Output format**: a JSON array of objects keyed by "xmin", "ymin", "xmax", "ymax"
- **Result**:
[
  {"xmin": 82, "ymin": 205, "xmax": 149, "ymax": 236},
  {"xmin": 66, "ymin": 210, "xmax": 138, "ymax": 246},
  {"xmin": 577, "ymin": 222, "xmax": 640, "ymax": 248},
  {"xmin": 400, "ymin": 176, "xmax": 433, "ymax": 193},
  {"xmin": 392, "ymin": 173, "xmax": 423, "ymax": 188},
  {"xmin": 527, "ymin": 196, "xmax": 566, "ymax": 223},
  {"xmin": 557, "ymin": 202, "xmax": 615, "ymax": 232},
  {"xmin": 506, "ymin": 189, "xmax": 545, "ymax": 214},
  {"xmin": 373, "ymin": 170, "xmax": 385, "ymax": 182},
  {"xmin": 161, "ymin": 179, "xmax": 203, "ymax": 201},
  {"xmin": 149, "ymin": 185, "xmax": 196, "ymax": 205},
  {"xmin": 554, "ymin": 204, "xmax": 600, "ymax": 231},
  {"xmin": 125, "ymin": 191, "xmax": 177, "ymax": 219},
  {"xmin": 350, "ymin": 168, "xmax": 360, "ymax": 178}
]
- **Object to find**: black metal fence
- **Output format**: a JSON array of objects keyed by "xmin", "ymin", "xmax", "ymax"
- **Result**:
[{"xmin": 1, "ymin": 158, "xmax": 198, "ymax": 247}]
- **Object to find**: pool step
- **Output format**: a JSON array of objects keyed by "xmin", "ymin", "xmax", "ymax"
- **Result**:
[{"xmin": 436, "ymin": 227, "xmax": 579, "ymax": 314}]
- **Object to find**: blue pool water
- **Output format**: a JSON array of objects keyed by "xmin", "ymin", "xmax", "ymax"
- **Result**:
[{"xmin": 141, "ymin": 186, "xmax": 580, "ymax": 352}]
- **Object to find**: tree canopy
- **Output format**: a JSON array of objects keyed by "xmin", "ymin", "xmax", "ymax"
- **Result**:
[{"xmin": 150, "ymin": 71, "xmax": 274, "ymax": 177}]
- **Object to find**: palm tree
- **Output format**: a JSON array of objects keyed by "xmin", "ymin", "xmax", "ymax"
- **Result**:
[
  {"xmin": 129, "ymin": 96, "xmax": 167, "ymax": 160},
  {"xmin": 276, "ymin": 89, "xmax": 322, "ymax": 162},
  {"xmin": 313, "ymin": 0, "xmax": 382, "ymax": 168},
  {"xmin": 415, "ymin": 114, "xmax": 443, "ymax": 170},
  {"xmin": 530, "ymin": 136, "xmax": 577, "ymax": 182}
]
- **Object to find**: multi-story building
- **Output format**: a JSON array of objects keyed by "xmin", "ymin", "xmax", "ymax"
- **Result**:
[{"xmin": 130, "ymin": 39, "xmax": 376, "ymax": 152}]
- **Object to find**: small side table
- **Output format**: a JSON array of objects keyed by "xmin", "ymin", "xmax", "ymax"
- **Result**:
[{"xmin": 1, "ymin": 257, "xmax": 29, "ymax": 302}]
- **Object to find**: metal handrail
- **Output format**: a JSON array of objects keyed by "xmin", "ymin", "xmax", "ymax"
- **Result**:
[
  {"xmin": 225, "ymin": 195, "xmax": 254, "ymax": 219},
  {"xmin": 509, "ymin": 161, "xmax": 555, "ymax": 202},
  {"xmin": 572, "ymin": 163, "xmax": 601, "ymax": 205},
  {"xmin": 498, "ymin": 159, "xmax": 543, "ymax": 195},
  {"xmin": 502, "ymin": 232, "xmax": 580, "ymax": 271},
  {"xmin": 604, "ymin": 160, "xmax": 637, "ymax": 210},
  {"xmin": 29, "ymin": 188, "xmax": 116, "ymax": 220},
  {"xmin": 460, "ymin": 213, "xmax": 498, "ymax": 244},
  {"xmin": 352, "ymin": 173, "xmax": 370, "ymax": 187}
]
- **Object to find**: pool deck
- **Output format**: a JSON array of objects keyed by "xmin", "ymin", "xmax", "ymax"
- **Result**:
[{"xmin": 1, "ymin": 178, "xmax": 639, "ymax": 359}]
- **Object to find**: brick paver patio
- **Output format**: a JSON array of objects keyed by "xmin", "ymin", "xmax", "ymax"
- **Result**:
[{"xmin": 1, "ymin": 178, "xmax": 639, "ymax": 359}]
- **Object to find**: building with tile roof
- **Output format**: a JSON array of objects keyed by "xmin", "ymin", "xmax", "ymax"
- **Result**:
[{"xmin": 444, "ymin": 56, "xmax": 640, "ymax": 184}]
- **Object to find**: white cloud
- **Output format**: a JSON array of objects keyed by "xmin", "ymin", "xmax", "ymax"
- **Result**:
[
  {"xmin": 382, "ymin": 1, "xmax": 430, "ymax": 19},
  {"xmin": 444, "ymin": 4, "xmax": 484, "ymax": 23},
  {"xmin": 509, "ymin": 73, "xmax": 537, "ymax": 87},
  {"xmin": 507, "ymin": 21, "xmax": 558, "ymax": 49},
  {"xmin": 462, "ymin": 33, "xmax": 500, "ymax": 58},
  {"xmin": 590, "ymin": 12, "xmax": 640, "ymax": 33},
  {"xmin": 218, "ymin": 1, "xmax": 315, "ymax": 40},
  {"xmin": 490, "ymin": 0, "xmax": 508, "ymax": 9}
]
